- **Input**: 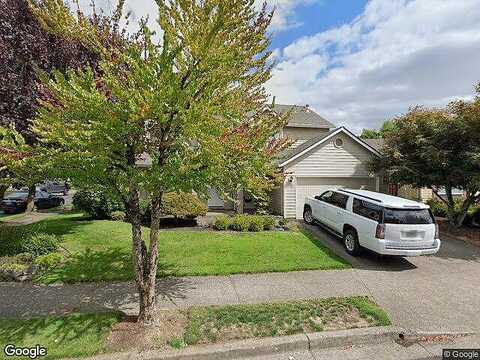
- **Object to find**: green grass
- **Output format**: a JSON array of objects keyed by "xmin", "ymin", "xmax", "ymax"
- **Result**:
[
  {"xmin": 3, "ymin": 213, "xmax": 349, "ymax": 283},
  {"xmin": 0, "ymin": 313, "xmax": 121, "ymax": 359},
  {"xmin": 180, "ymin": 296, "xmax": 390, "ymax": 345}
]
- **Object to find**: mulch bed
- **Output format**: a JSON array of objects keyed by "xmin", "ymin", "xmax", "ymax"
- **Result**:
[{"xmin": 438, "ymin": 218, "xmax": 480, "ymax": 247}]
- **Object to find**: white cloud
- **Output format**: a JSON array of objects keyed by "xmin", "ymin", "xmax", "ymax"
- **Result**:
[
  {"xmin": 267, "ymin": 0, "xmax": 480, "ymax": 133},
  {"xmin": 255, "ymin": 0, "xmax": 319, "ymax": 31}
]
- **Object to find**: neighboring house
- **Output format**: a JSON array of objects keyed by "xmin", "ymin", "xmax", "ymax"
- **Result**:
[{"xmin": 208, "ymin": 105, "xmax": 389, "ymax": 219}]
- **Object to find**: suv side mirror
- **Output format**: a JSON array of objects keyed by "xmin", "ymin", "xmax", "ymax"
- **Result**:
[{"xmin": 314, "ymin": 195, "xmax": 322, "ymax": 200}]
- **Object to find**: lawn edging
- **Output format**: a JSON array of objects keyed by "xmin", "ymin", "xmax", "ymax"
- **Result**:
[{"xmin": 72, "ymin": 326, "xmax": 403, "ymax": 360}]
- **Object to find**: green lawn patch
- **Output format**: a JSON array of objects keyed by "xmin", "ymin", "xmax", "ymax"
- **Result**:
[
  {"xmin": 179, "ymin": 296, "xmax": 390, "ymax": 345},
  {"xmin": 0, "ymin": 313, "xmax": 121, "ymax": 359},
  {"xmin": 4, "ymin": 213, "xmax": 349, "ymax": 283}
]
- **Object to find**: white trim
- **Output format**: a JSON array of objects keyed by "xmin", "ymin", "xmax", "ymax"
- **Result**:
[
  {"xmin": 278, "ymin": 127, "xmax": 380, "ymax": 167},
  {"xmin": 375, "ymin": 176, "xmax": 380, "ymax": 192}
]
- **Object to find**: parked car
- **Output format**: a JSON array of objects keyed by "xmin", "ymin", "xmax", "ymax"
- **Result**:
[
  {"xmin": 38, "ymin": 181, "xmax": 69, "ymax": 196},
  {"xmin": 303, "ymin": 189, "xmax": 441, "ymax": 257},
  {"xmin": 0, "ymin": 190, "xmax": 65, "ymax": 214}
]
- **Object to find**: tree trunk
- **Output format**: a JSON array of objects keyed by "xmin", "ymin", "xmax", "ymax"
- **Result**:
[
  {"xmin": 0, "ymin": 184, "xmax": 7, "ymax": 200},
  {"xmin": 454, "ymin": 195, "xmax": 475, "ymax": 228},
  {"xmin": 128, "ymin": 185, "xmax": 162, "ymax": 324},
  {"xmin": 444, "ymin": 185, "xmax": 457, "ymax": 224},
  {"xmin": 25, "ymin": 184, "xmax": 36, "ymax": 213},
  {"xmin": 139, "ymin": 194, "xmax": 162, "ymax": 323}
]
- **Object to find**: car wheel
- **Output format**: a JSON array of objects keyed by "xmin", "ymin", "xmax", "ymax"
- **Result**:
[
  {"xmin": 343, "ymin": 229, "xmax": 362, "ymax": 256},
  {"xmin": 303, "ymin": 206, "xmax": 314, "ymax": 225}
]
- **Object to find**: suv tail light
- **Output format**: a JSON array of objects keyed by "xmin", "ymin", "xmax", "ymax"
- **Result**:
[
  {"xmin": 435, "ymin": 223, "xmax": 439, "ymax": 239},
  {"xmin": 375, "ymin": 224, "xmax": 385, "ymax": 239}
]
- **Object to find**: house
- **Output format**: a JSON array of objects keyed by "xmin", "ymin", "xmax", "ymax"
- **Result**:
[{"xmin": 208, "ymin": 105, "xmax": 389, "ymax": 219}]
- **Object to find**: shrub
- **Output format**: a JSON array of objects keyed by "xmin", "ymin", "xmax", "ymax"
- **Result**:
[
  {"xmin": 15, "ymin": 253, "xmax": 35, "ymax": 264},
  {"xmin": 34, "ymin": 252, "xmax": 65, "ymax": 270},
  {"xmin": 262, "ymin": 216, "xmax": 276, "ymax": 230},
  {"xmin": 248, "ymin": 216, "xmax": 264, "ymax": 232},
  {"xmin": 110, "ymin": 211, "xmax": 126, "ymax": 222},
  {"xmin": 231, "ymin": 215, "xmax": 251, "ymax": 232},
  {"xmin": 214, "ymin": 216, "xmax": 232, "ymax": 230},
  {"xmin": 161, "ymin": 192, "xmax": 208, "ymax": 219},
  {"xmin": 21, "ymin": 233, "xmax": 60, "ymax": 256},
  {"xmin": 73, "ymin": 188, "xmax": 124, "ymax": 219},
  {"xmin": 0, "ymin": 227, "xmax": 59, "ymax": 257}
]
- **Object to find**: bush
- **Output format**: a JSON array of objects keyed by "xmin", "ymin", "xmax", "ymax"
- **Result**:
[
  {"xmin": 0, "ymin": 227, "xmax": 59, "ymax": 257},
  {"xmin": 231, "ymin": 215, "xmax": 251, "ymax": 232},
  {"xmin": 214, "ymin": 216, "xmax": 232, "ymax": 230},
  {"xmin": 34, "ymin": 252, "xmax": 65, "ymax": 270},
  {"xmin": 248, "ymin": 216, "xmax": 264, "ymax": 232},
  {"xmin": 161, "ymin": 192, "xmax": 208, "ymax": 219},
  {"xmin": 110, "ymin": 211, "xmax": 126, "ymax": 222},
  {"xmin": 21, "ymin": 233, "xmax": 60, "ymax": 256},
  {"xmin": 262, "ymin": 216, "xmax": 276, "ymax": 230},
  {"xmin": 73, "ymin": 188, "xmax": 124, "ymax": 219}
]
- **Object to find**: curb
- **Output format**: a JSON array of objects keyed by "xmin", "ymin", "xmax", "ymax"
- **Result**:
[{"xmin": 76, "ymin": 326, "xmax": 402, "ymax": 360}]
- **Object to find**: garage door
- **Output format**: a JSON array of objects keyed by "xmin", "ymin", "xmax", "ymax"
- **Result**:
[{"xmin": 295, "ymin": 177, "xmax": 376, "ymax": 219}]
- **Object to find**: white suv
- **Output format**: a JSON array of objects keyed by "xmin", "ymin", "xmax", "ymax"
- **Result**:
[{"xmin": 303, "ymin": 189, "xmax": 441, "ymax": 257}]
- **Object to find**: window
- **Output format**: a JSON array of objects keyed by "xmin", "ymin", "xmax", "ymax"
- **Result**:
[
  {"xmin": 334, "ymin": 138, "xmax": 344, "ymax": 148},
  {"xmin": 353, "ymin": 198, "xmax": 383, "ymax": 222},
  {"xmin": 384, "ymin": 208, "xmax": 434, "ymax": 224},
  {"xmin": 330, "ymin": 192, "xmax": 349, "ymax": 209},
  {"xmin": 319, "ymin": 191, "xmax": 334, "ymax": 202}
]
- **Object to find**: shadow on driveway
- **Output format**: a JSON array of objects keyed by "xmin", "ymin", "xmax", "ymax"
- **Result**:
[{"xmin": 300, "ymin": 222, "xmax": 418, "ymax": 272}]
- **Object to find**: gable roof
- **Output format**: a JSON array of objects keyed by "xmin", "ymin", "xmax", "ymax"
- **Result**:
[
  {"xmin": 277, "ymin": 126, "xmax": 381, "ymax": 167},
  {"xmin": 273, "ymin": 104, "xmax": 335, "ymax": 129},
  {"xmin": 363, "ymin": 138, "xmax": 385, "ymax": 151}
]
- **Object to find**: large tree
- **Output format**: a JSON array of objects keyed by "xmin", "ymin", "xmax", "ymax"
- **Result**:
[
  {"xmin": 0, "ymin": 0, "xmax": 121, "ymax": 203},
  {"xmin": 360, "ymin": 120, "xmax": 397, "ymax": 139},
  {"xmin": 32, "ymin": 0, "xmax": 288, "ymax": 323},
  {"xmin": 371, "ymin": 94, "xmax": 480, "ymax": 227}
]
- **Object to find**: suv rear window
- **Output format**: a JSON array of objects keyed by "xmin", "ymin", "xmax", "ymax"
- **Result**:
[{"xmin": 383, "ymin": 208, "xmax": 434, "ymax": 224}]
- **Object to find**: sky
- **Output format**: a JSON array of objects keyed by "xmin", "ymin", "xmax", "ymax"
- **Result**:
[{"xmin": 77, "ymin": 0, "xmax": 480, "ymax": 133}]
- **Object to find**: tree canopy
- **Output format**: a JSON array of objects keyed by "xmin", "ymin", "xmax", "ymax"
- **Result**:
[
  {"xmin": 31, "ymin": 0, "xmax": 288, "ymax": 323},
  {"xmin": 360, "ymin": 120, "xmax": 397, "ymax": 139},
  {"xmin": 371, "ymin": 90, "xmax": 480, "ymax": 226}
]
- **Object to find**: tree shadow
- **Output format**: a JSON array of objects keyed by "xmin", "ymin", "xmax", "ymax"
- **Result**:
[
  {"xmin": 0, "ymin": 312, "xmax": 122, "ymax": 359},
  {"xmin": 36, "ymin": 248, "xmax": 179, "ymax": 285}
]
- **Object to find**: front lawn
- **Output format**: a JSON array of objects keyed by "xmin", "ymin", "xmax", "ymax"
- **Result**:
[
  {"xmin": 0, "ymin": 313, "xmax": 121, "ymax": 360},
  {"xmin": 2, "ymin": 213, "xmax": 349, "ymax": 283}
]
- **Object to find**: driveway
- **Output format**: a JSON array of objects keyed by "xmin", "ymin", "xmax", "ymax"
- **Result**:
[{"xmin": 301, "ymin": 222, "xmax": 480, "ymax": 333}]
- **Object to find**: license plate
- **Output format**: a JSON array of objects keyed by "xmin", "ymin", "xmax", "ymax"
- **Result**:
[{"xmin": 403, "ymin": 230, "xmax": 419, "ymax": 238}]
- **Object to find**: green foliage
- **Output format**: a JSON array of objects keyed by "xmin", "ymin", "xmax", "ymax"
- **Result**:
[
  {"xmin": 0, "ymin": 226, "xmax": 59, "ymax": 256},
  {"xmin": 262, "ymin": 215, "xmax": 276, "ymax": 230},
  {"xmin": 110, "ymin": 211, "xmax": 126, "ymax": 222},
  {"xmin": 360, "ymin": 120, "xmax": 397, "ymax": 139},
  {"xmin": 73, "ymin": 188, "xmax": 124, "ymax": 220},
  {"xmin": 21, "ymin": 233, "xmax": 60, "ymax": 256},
  {"xmin": 168, "ymin": 337, "xmax": 187, "ymax": 349},
  {"xmin": 231, "ymin": 215, "xmax": 251, "ymax": 232},
  {"xmin": 248, "ymin": 215, "xmax": 265, "ymax": 232},
  {"xmin": 34, "ymin": 252, "xmax": 65, "ymax": 270},
  {"xmin": 215, "ymin": 214, "xmax": 276, "ymax": 232},
  {"xmin": 371, "ymin": 96, "xmax": 480, "ymax": 226},
  {"xmin": 213, "ymin": 216, "xmax": 232, "ymax": 230},
  {"xmin": 161, "ymin": 192, "xmax": 208, "ymax": 219}
]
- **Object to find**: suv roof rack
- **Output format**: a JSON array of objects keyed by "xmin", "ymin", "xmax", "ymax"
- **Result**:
[{"xmin": 338, "ymin": 189, "xmax": 383, "ymax": 203}]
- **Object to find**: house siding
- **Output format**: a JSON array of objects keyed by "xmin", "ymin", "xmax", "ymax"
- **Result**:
[
  {"xmin": 282, "ymin": 133, "xmax": 379, "ymax": 218},
  {"xmin": 286, "ymin": 133, "xmax": 373, "ymax": 177},
  {"xmin": 269, "ymin": 185, "xmax": 283, "ymax": 215}
]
